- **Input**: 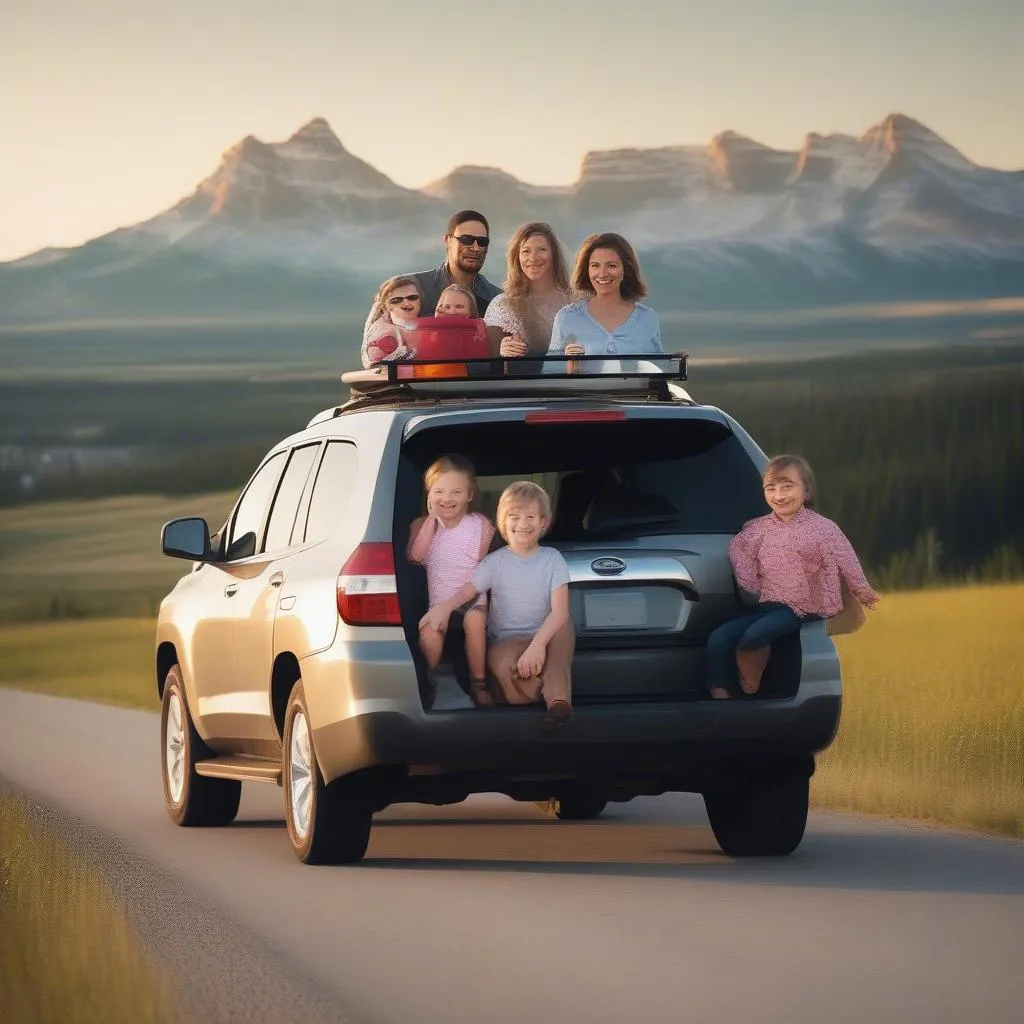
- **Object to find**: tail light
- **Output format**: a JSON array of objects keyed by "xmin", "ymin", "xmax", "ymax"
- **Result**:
[
  {"xmin": 337, "ymin": 543, "xmax": 401, "ymax": 625},
  {"xmin": 524, "ymin": 410, "xmax": 626, "ymax": 424}
]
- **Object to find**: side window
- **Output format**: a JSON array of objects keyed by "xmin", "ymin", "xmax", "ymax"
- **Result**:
[
  {"xmin": 303, "ymin": 441, "xmax": 358, "ymax": 545},
  {"xmin": 262, "ymin": 443, "xmax": 321, "ymax": 553},
  {"xmin": 226, "ymin": 451, "xmax": 287, "ymax": 560}
]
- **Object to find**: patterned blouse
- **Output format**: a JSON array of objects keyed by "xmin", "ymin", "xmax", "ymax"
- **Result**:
[
  {"xmin": 728, "ymin": 507, "xmax": 878, "ymax": 618},
  {"xmin": 484, "ymin": 289, "xmax": 572, "ymax": 354}
]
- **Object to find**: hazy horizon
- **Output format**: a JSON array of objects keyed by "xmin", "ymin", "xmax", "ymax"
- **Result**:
[{"xmin": 2, "ymin": 0, "xmax": 1023, "ymax": 262}]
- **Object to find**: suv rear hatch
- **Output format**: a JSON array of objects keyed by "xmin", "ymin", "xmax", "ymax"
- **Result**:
[{"xmin": 394, "ymin": 406, "xmax": 780, "ymax": 704}]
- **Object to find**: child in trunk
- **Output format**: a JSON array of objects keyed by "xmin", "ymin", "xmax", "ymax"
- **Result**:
[
  {"xmin": 707, "ymin": 454, "xmax": 880, "ymax": 699},
  {"xmin": 419, "ymin": 480, "xmax": 575, "ymax": 730}
]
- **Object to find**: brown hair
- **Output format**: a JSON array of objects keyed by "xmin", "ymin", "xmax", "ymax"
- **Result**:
[
  {"xmin": 423, "ymin": 454, "xmax": 478, "ymax": 500},
  {"xmin": 368, "ymin": 275, "xmax": 421, "ymax": 325},
  {"xmin": 571, "ymin": 231, "xmax": 648, "ymax": 301},
  {"xmin": 436, "ymin": 283, "xmax": 479, "ymax": 318},
  {"xmin": 763, "ymin": 455, "xmax": 816, "ymax": 508},
  {"xmin": 496, "ymin": 481, "xmax": 552, "ymax": 541}
]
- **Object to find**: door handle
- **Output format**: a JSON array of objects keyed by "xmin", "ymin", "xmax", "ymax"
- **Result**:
[
  {"xmin": 224, "ymin": 583, "xmax": 238, "ymax": 597},
  {"xmin": 269, "ymin": 571, "xmax": 285, "ymax": 588}
]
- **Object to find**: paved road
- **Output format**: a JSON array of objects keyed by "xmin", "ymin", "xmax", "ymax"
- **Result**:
[{"xmin": 1, "ymin": 688, "xmax": 1022, "ymax": 1024}]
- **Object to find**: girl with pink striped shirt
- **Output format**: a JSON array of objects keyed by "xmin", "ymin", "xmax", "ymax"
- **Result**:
[
  {"xmin": 407, "ymin": 455, "xmax": 496, "ymax": 707},
  {"xmin": 708, "ymin": 454, "xmax": 880, "ymax": 700}
]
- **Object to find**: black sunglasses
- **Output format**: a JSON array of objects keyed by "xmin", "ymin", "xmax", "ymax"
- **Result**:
[
  {"xmin": 452, "ymin": 234, "xmax": 490, "ymax": 248},
  {"xmin": 387, "ymin": 293, "xmax": 421, "ymax": 305}
]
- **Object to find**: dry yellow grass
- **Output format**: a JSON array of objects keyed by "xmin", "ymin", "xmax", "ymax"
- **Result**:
[
  {"xmin": 0, "ymin": 794, "xmax": 177, "ymax": 1024},
  {"xmin": 813, "ymin": 582, "xmax": 1024, "ymax": 836}
]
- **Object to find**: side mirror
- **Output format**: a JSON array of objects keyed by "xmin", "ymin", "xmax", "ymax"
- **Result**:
[{"xmin": 161, "ymin": 517, "xmax": 213, "ymax": 562}]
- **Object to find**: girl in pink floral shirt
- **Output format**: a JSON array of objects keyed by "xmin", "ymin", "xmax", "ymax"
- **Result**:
[{"xmin": 707, "ymin": 454, "xmax": 880, "ymax": 699}]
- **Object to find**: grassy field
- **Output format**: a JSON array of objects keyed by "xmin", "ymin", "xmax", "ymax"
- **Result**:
[
  {"xmin": 0, "ymin": 794, "xmax": 177, "ymax": 1024},
  {"xmin": 814, "ymin": 583, "xmax": 1024, "ymax": 836},
  {"xmin": 1, "ymin": 584, "xmax": 1020, "ymax": 836},
  {"xmin": 0, "ymin": 491, "xmax": 234, "ymax": 623}
]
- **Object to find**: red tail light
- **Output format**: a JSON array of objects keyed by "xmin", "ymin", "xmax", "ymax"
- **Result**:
[
  {"xmin": 524, "ymin": 410, "xmax": 626, "ymax": 424},
  {"xmin": 337, "ymin": 542, "xmax": 401, "ymax": 626}
]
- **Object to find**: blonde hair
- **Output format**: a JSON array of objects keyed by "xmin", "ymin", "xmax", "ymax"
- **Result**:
[
  {"xmin": 763, "ymin": 454, "xmax": 816, "ymax": 508},
  {"xmin": 368, "ymin": 275, "xmax": 421, "ymax": 326},
  {"xmin": 436, "ymin": 283, "xmax": 479, "ymax": 317},
  {"xmin": 502, "ymin": 222, "xmax": 572, "ymax": 351},
  {"xmin": 423, "ymin": 454, "xmax": 478, "ymax": 501},
  {"xmin": 496, "ymin": 481, "xmax": 552, "ymax": 541}
]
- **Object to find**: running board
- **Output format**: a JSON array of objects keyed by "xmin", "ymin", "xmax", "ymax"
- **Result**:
[{"xmin": 195, "ymin": 755, "xmax": 282, "ymax": 785}]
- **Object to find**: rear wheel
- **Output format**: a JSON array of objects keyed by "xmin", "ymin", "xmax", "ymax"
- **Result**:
[
  {"xmin": 160, "ymin": 666, "xmax": 241, "ymax": 827},
  {"xmin": 703, "ymin": 774, "xmax": 809, "ymax": 856},
  {"xmin": 283, "ymin": 681, "xmax": 372, "ymax": 865}
]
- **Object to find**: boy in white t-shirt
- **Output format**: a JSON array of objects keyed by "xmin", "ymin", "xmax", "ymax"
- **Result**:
[{"xmin": 419, "ymin": 480, "xmax": 575, "ymax": 730}]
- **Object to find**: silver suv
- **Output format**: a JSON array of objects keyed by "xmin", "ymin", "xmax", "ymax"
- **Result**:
[{"xmin": 156, "ymin": 355, "xmax": 842, "ymax": 865}]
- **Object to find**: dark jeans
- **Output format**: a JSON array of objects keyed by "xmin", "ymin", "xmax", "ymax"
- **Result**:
[{"xmin": 705, "ymin": 602, "xmax": 806, "ymax": 692}]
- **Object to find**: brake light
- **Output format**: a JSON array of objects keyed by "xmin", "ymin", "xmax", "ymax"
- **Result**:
[
  {"xmin": 337, "ymin": 543, "xmax": 401, "ymax": 625},
  {"xmin": 524, "ymin": 410, "xmax": 626, "ymax": 424}
]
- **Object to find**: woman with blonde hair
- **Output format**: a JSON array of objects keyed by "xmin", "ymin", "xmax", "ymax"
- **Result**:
[
  {"xmin": 484, "ymin": 222, "xmax": 573, "ymax": 361},
  {"xmin": 361, "ymin": 275, "xmax": 422, "ymax": 367}
]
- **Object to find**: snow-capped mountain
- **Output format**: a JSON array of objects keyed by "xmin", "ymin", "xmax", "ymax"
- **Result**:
[{"xmin": 2, "ymin": 113, "xmax": 1021, "ymax": 324}]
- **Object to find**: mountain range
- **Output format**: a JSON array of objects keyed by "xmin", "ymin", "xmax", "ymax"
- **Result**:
[{"xmin": 2, "ymin": 113, "xmax": 1022, "ymax": 325}]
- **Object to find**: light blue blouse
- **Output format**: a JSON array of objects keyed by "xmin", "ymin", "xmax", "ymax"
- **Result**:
[{"xmin": 547, "ymin": 299, "xmax": 664, "ymax": 357}]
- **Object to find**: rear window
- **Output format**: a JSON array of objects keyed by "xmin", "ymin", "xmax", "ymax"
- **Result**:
[{"xmin": 400, "ymin": 416, "xmax": 764, "ymax": 537}]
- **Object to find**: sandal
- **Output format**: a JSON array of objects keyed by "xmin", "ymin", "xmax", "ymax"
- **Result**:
[
  {"xmin": 540, "ymin": 699, "xmax": 573, "ymax": 732},
  {"xmin": 469, "ymin": 679, "xmax": 495, "ymax": 708}
]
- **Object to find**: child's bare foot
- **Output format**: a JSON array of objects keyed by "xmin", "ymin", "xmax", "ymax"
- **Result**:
[
  {"xmin": 709, "ymin": 686, "xmax": 732, "ymax": 700},
  {"xmin": 469, "ymin": 679, "xmax": 494, "ymax": 708},
  {"xmin": 736, "ymin": 646, "xmax": 771, "ymax": 694}
]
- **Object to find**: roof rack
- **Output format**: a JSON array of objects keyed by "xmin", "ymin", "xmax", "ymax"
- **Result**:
[{"xmin": 337, "ymin": 352, "xmax": 689, "ymax": 406}]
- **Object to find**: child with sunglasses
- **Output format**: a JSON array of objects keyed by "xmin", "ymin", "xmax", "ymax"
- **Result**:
[{"xmin": 361, "ymin": 275, "xmax": 423, "ymax": 367}]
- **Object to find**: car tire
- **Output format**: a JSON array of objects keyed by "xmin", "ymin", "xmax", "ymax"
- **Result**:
[
  {"xmin": 283, "ymin": 681, "xmax": 372, "ymax": 865},
  {"xmin": 550, "ymin": 789, "xmax": 608, "ymax": 821},
  {"xmin": 703, "ymin": 774, "xmax": 809, "ymax": 856},
  {"xmin": 160, "ymin": 665, "xmax": 241, "ymax": 827}
]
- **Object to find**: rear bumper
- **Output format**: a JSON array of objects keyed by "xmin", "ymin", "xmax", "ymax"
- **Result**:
[{"xmin": 312, "ymin": 692, "xmax": 841, "ymax": 784}]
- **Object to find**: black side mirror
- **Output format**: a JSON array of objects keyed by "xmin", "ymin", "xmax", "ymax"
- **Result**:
[{"xmin": 161, "ymin": 517, "xmax": 213, "ymax": 562}]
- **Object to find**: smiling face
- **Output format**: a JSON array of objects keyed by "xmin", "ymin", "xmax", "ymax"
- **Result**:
[
  {"xmin": 502, "ymin": 499, "xmax": 547, "ymax": 554},
  {"xmin": 445, "ymin": 218, "xmax": 489, "ymax": 276},
  {"xmin": 588, "ymin": 247, "xmax": 625, "ymax": 297},
  {"xmin": 519, "ymin": 233, "xmax": 553, "ymax": 284},
  {"xmin": 385, "ymin": 285, "xmax": 421, "ymax": 322},
  {"xmin": 763, "ymin": 466, "xmax": 808, "ymax": 521},
  {"xmin": 436, "ymin": 288, "xmax": 473, "ymax": 317},
  {"xmin": 428, "ymin": 470, "xmax": 474, "ymax": 525}
]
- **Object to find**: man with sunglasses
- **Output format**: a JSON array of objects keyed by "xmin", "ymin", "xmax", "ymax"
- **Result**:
[{"xmin": 362, "ymin": 210, "xmax": 502, "ymax": 346}]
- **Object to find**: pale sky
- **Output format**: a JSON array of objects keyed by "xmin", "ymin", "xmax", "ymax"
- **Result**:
[{"xmin": 2, "ymin": 0, "xmax": 1022, "ymax": 261}]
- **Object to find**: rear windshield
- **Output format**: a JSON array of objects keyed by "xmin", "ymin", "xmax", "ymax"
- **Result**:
[{"xmin": 399, "ymin": 416, "xmax": 765, "ymax": 538}]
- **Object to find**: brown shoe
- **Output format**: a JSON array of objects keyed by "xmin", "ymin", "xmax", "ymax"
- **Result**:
[
  {"xmin": 736, "ymin": 646, "xmax": 771, "ymax": 694},
  {"xmin": 540, "ymin": 699, "xmax": 573, "ymax": 732},
  {"xmin": 470, "ymin": 679, "xmax": 495, "ymax": 708}
]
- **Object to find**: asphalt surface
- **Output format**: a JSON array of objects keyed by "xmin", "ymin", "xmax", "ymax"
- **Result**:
[{"xmin": 1, "ymin": 688, "xmax": 1022, "ymax": 1024}]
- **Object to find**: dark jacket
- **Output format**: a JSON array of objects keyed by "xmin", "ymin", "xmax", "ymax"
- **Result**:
[{"xmin": 409, "ymin": 262, "xmax": 503, "ymax": 317}]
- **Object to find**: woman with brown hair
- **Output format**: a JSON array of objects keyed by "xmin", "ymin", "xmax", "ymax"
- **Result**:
[
  {"xmin": 484, "ymin": 222, "xmax": 573, "ymax": 361},
  {"xmin": 547, "ymin": 231, "xmax": 664, "ymax": 360}
]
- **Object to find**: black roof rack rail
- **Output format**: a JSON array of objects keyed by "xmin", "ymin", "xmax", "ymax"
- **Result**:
[{"xmin": 336, "ymin": 352, "xmax": 689, "ymax": 410}]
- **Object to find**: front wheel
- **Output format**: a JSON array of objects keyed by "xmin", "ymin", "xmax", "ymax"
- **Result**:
[
  {"xmin": 703, "ymin": 774, "xmax": 809, "ymax": 856},
  {"xmin": 160, "ymin": 666, "xmax": 241, "ymax": 827},
  {"xmin": 283, "ymin": 681, "xmax": 372, "ymax": 865}
]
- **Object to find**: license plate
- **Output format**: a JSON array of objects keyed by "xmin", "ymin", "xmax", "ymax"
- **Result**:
[{"xmin": 584, "ymin": 590, "xmax": 647, "ymax": 629}]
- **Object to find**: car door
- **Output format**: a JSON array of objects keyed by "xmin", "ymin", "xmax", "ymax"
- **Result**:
[
  {"xmin": 228, "ymin": 442, "xmax": 322, "ymax": 751},
  {"xmin": 190, "ymin": 449, "xmax": 287, "ymax": 748}
]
